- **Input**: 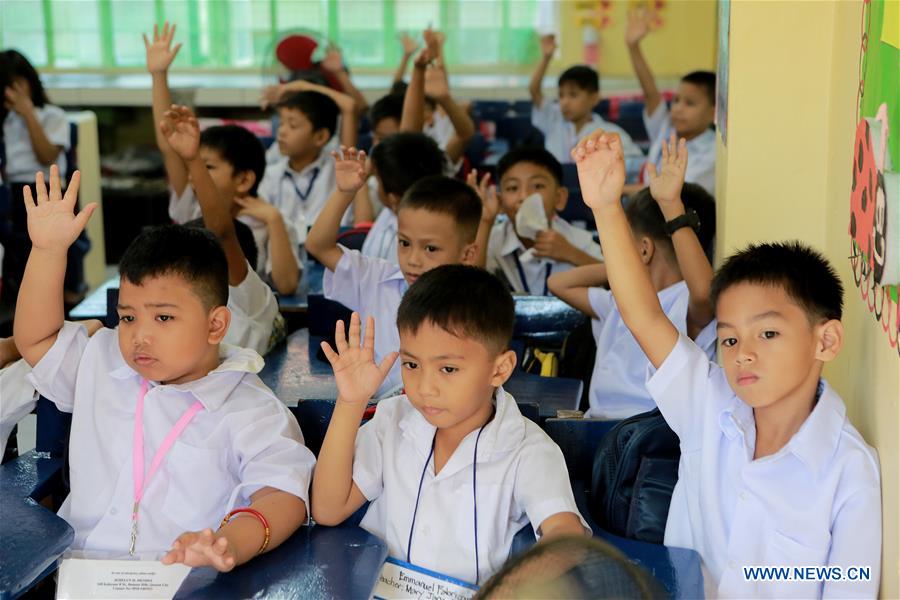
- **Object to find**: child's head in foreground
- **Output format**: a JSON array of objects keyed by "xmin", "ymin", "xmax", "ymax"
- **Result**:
[
  {"xmin": 497, "ymin": 146, "xmax": 568, "ymax": 223},
  {"xmin": 371, "ymin": 132, "xmax": 445, "ymax": 210},
  {"xmin": 397, "ymin": 265, "xmax": 516, "ymax": 432},
  {"xmin": 197, "ymin": 125, "xmax": 266, "ymax": 200},
  {"xmin": 117, "ymin": 225, "xmax": 231, "ymax": 385},
  {"xmin": 276, "ymin": 90, "xmax": 339, "ymax": 161},
  {"xmin": 710, "ymin": 241, "xmax": 844, "ymax": 410},
  {"xmin": 394, "ymin": 174, "xmax": 482, "ymax": 286},
  {"xmin": 671, "ymin": 70, "xmax": 716, "ymax": 139},
  {"xmin": 557, "ymin": 66, "xmax": 600, "ymax": 125}
]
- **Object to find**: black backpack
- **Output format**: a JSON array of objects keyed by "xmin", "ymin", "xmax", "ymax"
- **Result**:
[{"xmin": 590, "ymin": 409, "xmax": 680, "ymax": 544}]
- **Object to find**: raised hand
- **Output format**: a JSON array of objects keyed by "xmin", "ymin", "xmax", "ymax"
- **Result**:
[
  {"xmin": 466, "ymin": 169, "xmax": 499, "ymax": 224},
  {"xmin": 399, "ymin": 33, "xmax": 419, "ymax": 57},
  {"xmin": 572, "ymin": 130, "xmax": 626, "ymax": 211},
  {"xmin": 320, "ymin": 313, "xmax": 397, "ymax": 406},
  {"xmin": 647, "ymin": 133, "xmax": 688, "ymax": 207},
  {"xmin": 321, "ymin": 47, "xmax": 344, "ymax": 73},
  {"xmin": 413, "ymin": 44, "xmax": 436, "ymax": 69},
  {"xmin": 143, "ymin": 21, "xmax": 182, "ymax": 74},
  {"xmin": 539, "ymin": 34, "xmax": 557, "ymax": 59},
  {"xmin": 159, "ymin": 104, "xmax": 200, "ymax": 161},
  {"xmin": 625, "ymin": 8, "xmax": 652, "ymax": 47},
  {"xmin": 4, "ymin": 80, "xmax": 34, "ymax": 116},
  {"xmin": 259, "ymin": 84, "xmax": 286, "ymax": 110},
  {"xmin": 161, "ymin": 529, "xmax": 237, "ymax": 573},
  {"xmin": 423, "ymin": 64, "xmax": 450, "ymax": 100},
  {"xmin": 24, "ymin": 166, "xmax": 96, "ymax": 254},
  {"xmin": 331, "ymin": 146, "xmax": 368, "ymax": 193}
]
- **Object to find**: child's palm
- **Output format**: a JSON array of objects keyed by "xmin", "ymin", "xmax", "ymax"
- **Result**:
[
  {"xmin": 143, "ymin": 22, "xmax": 181, "ymax": 73},
  {"xmin": 647, "ymin": 135, "xmax": 687, "ymax": 205},
  {"xmin": 333, "ymin": 148, "xmax": 367, "ymax": 193},
  {"xmin": 321, "ymin": 314, "xmax": 397, "ymax": 406},
  {"xmin": 625, "ymin": 9, "xmax": 651, "ymax": 45},
  {"xmin": 423, "ymin": 66, "xmax": 449, "ymax": 98},
  {"xmin": 25, "ymin": 168, "xmax": 95, "ymax": 253},
  {"xmin": 160, "ymin": 106, "xmax": 200, "ymax": 160},
  {"xmin": 573, "ymin": 132, "xmax": 626, "ymax": 210},
  {"xmin": 540, "ymin": 34, "xmax": 557, "ymax": 57}
]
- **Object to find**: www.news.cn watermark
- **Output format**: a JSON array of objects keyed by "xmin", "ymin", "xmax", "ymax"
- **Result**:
[{"xmin": 743, "ymin": 566, "xmax": 872, "ymax": 582}]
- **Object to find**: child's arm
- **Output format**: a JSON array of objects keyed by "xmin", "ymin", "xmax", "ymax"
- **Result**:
[
  {"xmin": 305, "ymin": 148, "xmax": 368, "ymax": 271},
  {"xmin": 13, "ymin": 167, "xmax": 97, "ymax": 367},
  {"xmin": 4, "ymin": 81, "xmax": 63, "ymax": 166},
  {"xmin": 351, "ymin": 163, "xmax": 376, "ymax": 225},
  {"xmin": 533, "ymin": 230, "xmax": 602, "ymax": 267},
  {"xmin": 233, "ymin": 196, "xmax": 301, "ymax": 295},
  {"xmin": 393, "ymin": 33, "xmax": 419, "ymax": 84},
  {"xmin": 466, "ymin": 170, "xmax": 500, "ymax": 269},
  {"xmin": 143, "ymin": 22, "xmax": 188, "ymax": 197},
  {"xmin": 538, "ymin": 513, "xmax": 590, "ymax": 540},
  {"xmin": 424, "ymin": 63, "xmax": 476, "ymax": 164},
  {"xmin": 399, "ymin": 44, "xmax": 435, "ymax": 133},
  {"xmin": 547, "ymin": 264, "xmax": 608, "ymax": 319},
  {"xmin": 647, "ymin": 135, "xmax": 714, "ymax": 337},
  {"xmin": 624, "ymin": 8, "xmax": 662, "ymax": 115},
  {"xmin": 160, "ymin": 105, "xmax": 248, "ymax": 286},
  {"xmin": 161, "ymin": 486, "xmax": 306, "ymax": 572},
  {"xmin": 312, "ymin": 313, "xmax": 398, "ymax": 525},
  {"xmin": 529, "ymin": 34, "xmax": 556, "ymax": 108},
  {"xmin": 320, "ymin": 47, "xmax": 369, "ymax": 116},
  {"xmin": 573, "ymin": 131, "xmax": 677, "ymax": 369}
]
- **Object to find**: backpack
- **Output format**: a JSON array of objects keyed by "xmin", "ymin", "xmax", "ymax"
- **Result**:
[{"xmin": 589, "ymin": 409, "xmax": 680, "ymax": 544}]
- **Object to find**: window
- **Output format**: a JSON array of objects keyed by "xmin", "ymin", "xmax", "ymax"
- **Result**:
[{"xmin": 0, "ymin": 0, "xmax": 541, "ymax": 71}]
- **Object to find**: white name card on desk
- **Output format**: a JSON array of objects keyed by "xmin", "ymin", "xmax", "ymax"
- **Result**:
[
  {"xmin": 373, "ymin": 557, "xmax": 478, "ymax": 600},
  {"xmin": 57, "ymin": 558, "xmax": 190, "ymax": 600}
]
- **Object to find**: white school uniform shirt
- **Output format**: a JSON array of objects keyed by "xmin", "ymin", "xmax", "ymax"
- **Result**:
[
  {"xmin": 0, "ymin": 358, "xmax": 37, "ymax": 452},
  {"xmin": 257, "ymin": 149, "xmax": 337, "ymax": 231},
  {"xmin": 225, "ymin": 264, "xmax": 283, "ymax": 356},
  {"xmin": 647, "ymin": 334, "xmax": 882, "ymax": 599},
  {"xmin": 323, "ymin": 247, "xmax": 406, "ymax": 397},
  {"xmin": 531, "ymin": 102, "xmax": 644, "ymax": 165},
  {"xmin": 353, "ymin": 387, "xmax": 590, "ymax": 585},
  {"xmin": 26, "ymin": 322, "xmax": 314, "ymax": 555},
  {"xmin": 360, "ymin": 207, "xmax": 398, "ymax": 263},
  {"xmin": 643, "ymin": 103, "xmax": 716, "ymax": 196},
  {"xmin": 487, "ymin": 215, "xmax": 602, "ymax": 295},
  {"xmin": 585, "ymin": 281, "xmax": 717, "ymax": 419},
  {"xmin": 4, "ymin": 105, "xmax": 70, "ymax": 182},
  {"xmin": 167, "ymin": 187, "xmax": 304, "ymax": 283}
]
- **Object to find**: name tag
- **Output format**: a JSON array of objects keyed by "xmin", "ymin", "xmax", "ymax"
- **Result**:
[
  {"xmin": 57, "ymin": 558, "xmax": 190, "ymax": 600},
  {"xmin": 373, "ymin": 557, "xmax": 478, "ymax": 600}
]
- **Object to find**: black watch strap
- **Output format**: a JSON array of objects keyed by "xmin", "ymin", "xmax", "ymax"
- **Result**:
[{"xmin": 665, "ymin": 209, "xmax": 700, "ymax": 235}]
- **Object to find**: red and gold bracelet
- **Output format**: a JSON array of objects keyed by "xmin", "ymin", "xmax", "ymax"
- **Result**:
[{"xmin": 219, "ymin": 508, "xmax": 271, "ymax": 555}]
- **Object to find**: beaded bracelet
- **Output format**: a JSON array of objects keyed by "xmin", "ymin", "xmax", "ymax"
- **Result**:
[{"xmin": 219, "ymin": 508, "xmax": 271, "ymax": 555}]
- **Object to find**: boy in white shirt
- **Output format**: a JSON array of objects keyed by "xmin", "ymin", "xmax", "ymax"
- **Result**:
[
  {"xmin": 14, "ymin": 166, "xmax": 314, "ymax": 571},
  {"xmin": 549, "ymin": 139, "xmax": 717, "ymax": 418},
  {"xmin": 573, "ymin": 130, "xmax": 882, "ymax": 598},
  {"xmin": 306, "ymin": 152, "xmax": 482, "ymax": 398},
  {"xmin": 474, "ymin": 147, "xmax": 602, "ymax": 295},
  {"xmin": 145, "ymin": 23, "xmax": 301, "ymax": 296},
  {"xmin": 312, "ymin": 265, "xmax": 589, "ymax": 585},
  {"xmin": 529, "ymin": 34, "xmax": 643, "ymax": 166},
  {"xmin": 625, "ymin": 8, "xmax": 716, "ymax": 196}
]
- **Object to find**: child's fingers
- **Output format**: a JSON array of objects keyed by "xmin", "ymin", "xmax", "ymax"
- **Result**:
[
  {"xmin": 320, "ymin": 341, "xmax": 340, "ymax": 365},
  {"xmin": 34, "ymin": 172, "xmax": 48, "ymax": 205},
  {"xmin": 363, "ymin": 315, "xmax": 376, "ymax": 351},
  {"xmin": 172, "ymin": 42, "xmax": 183, "ymax": 57},
  {"xmin": 142, "ymin": 33, "xmax": 150, "ymax": 50},
  {"xmin": 168, "ymin": 23, "xmax": 177, "ymax": 43},
  {"xmin": 63, "ymin": 170, "xmax": 81, "ymax": 206},
  {"xmin": 212, "ymin": 536, "xmax": 229, "ymax": 555},
  {"xmin": 73, "ymin": 203, "xmax": 98, "ymax": 232},
  {"xmin": 334, "ymin": 318, "xmax": 348, "ymax": 354},
  {"xmin": 49, "ymin": 165, "xmax": 61, "ymax": 201},
  {"xmin": 357, "ymin": 150, "xmax": 366, "ymax": 163},
  {"xmin": 153, "ymin": 23, "xmax": 159, "ymax": 42},
  {"xmin": 661, "ymin": 137, "xmax": 669, "ymax": 163},
  {"xmin": 678, "ymin": 137, "xmax": 688, "ymax": 164},
  {"xmin": 347, "ymin": 311, "xmax": 362, "ymax": 349},
  {"xmin": 646, "ymin": 163, "xmax": 658, "ymax": 180},
  {"xmin": 22, "ymin": 185, "xmax": 34, "ymax": 212}
]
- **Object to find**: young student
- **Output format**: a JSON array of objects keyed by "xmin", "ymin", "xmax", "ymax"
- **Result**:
[
  {"xmin": 474, "ymin": 147, "xmax": 602, "ymax": 295},
  {"xmin": 145, "ymin": 23, "xmax": 301, "ymax": 296},
  {"xmin": 359, "ymin": 133, "xmax": 445, "ymax": 262},
  {"xmin": 311, "ymin": 265, "xmax": 589, "ymax": 585},
  {"xmin": 549, "ymin": 137, "xmax": 716, "ymax": 419},
  {"xmin": 529, "ymin": 35, "xmax": 642, "ymax": 166},
  {"xmin": 161, "ymin": 105, "xmax": 284, "ymax": 356},
  {"xmin": 306, "ymin": 151, "xmax": 481, "ymax": 397},
  {"xmin": 625, "ymin": 8, "xmax": 716, "ymax": 195},
  {"xmin": 14, "ymin": 166, "xmax": 314, "ymax": 570},
  {"xmin": 573, "ymin": 130, "xmax": 882, "ymax": 598}
]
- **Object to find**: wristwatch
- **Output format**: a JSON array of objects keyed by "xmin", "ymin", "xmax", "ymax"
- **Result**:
[{"xmin": 665, "ymin": 209, "xmax": 700, "ymax": 235}]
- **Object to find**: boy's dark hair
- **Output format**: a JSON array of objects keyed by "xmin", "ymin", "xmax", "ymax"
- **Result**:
[
  {"xmin": 119, "ymin": 225, "xmax": 228, "ymax": 309},
  {"xmin": 371, "ymin": 132, "xmax": 444, "ymax": 198},
  {"xmin": 681, "ymin": 70, "xmax": 716, "ymax": 106},
  {"xmin": 397, "ymin": 265, "xmax": 514, "ymax": 354},
  {"xmin": 184, "ymin": 217, "xmax": 259, "ymax": 271},
  {"xmin": 278, "ymin": 90, "xmax": 339, "ymax": 138},
  {"xmin": 710, "ymin": 242, "xmax": 843, "ymax": 323},
  {"xmin": 369, "ymin": 93, "xmax": 404, "ymax": 129},
  {"xmin": 497, "ymin": 146, "xmax": 564, "ymax": 186},
  {"xmin": 2, "ymin": 49, "xmax": 48, "ymax": 107},
  {"xmin": 389, "ymin": 80, "xmax": 409, "ymax": 96},
  {"xmin": 199, "ymin": 125, "xmax": 266, "ymax": 196},
  {"xmin": 558, "ymin": 65, "xmax": 599, "ymax": 94},
  {"xmin": 625, "ymin": 183, "xmax": 716, "ymax": 262},
  {"xmin": 398, "ymin": 175, "xmax": 483, "ymax": 243}
]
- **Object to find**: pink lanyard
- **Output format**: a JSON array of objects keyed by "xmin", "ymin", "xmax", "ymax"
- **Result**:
[{"xmin": 129, "ymin": 380, "xmax": 204, "ymax": 555}]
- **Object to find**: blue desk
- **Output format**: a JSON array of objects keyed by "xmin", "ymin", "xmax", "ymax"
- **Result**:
[
  {"xmin": 175, "ymin": 524, "xmax": 387, "ymax": 600},
  {"xmin": 0, "ymin": 451, "xmax": 74, "ymax": 600}
]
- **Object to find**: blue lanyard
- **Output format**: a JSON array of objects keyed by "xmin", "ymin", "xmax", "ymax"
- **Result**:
[
  {"xmin": 512, "ymin": 251, "xmax": 552, "ymax": 296},
  {"xmin": 278, "ymin": 166, "xmax": 320, "ymax": 206}
]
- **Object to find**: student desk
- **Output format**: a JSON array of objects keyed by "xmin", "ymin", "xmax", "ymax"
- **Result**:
[
  {"xmin": 175, "ymin": 524, "xmax": 387, "ymax": 599},
  {"xmin": 0, "ymin": 451, "xmax": 74, "ymax": 600}
]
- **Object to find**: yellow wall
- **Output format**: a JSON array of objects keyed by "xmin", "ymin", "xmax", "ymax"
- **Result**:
[
  {"xmin": 718, "ymin": 1, "xmax": 899, "ymax": 596},
  {"xmin": 556, "ymin": 0, "xmax": 717, "ymax": 80}
]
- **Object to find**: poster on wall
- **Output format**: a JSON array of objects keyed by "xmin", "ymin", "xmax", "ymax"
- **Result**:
[
  {"xmin": 716, "ymin": 0, "xmax": 730, "ymax": 146},
  {"xmin": 849, "ymin": 0, "xmax": 899, "ymax": 354}
]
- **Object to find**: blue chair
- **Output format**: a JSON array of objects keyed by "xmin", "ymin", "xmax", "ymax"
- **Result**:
[
  {"xmin": 558, "ymin": 163, "xmax": 595, "ymax": 227},
  {"xmin": 511, "ymin": 100, "xmax": 533, "ymax": 116},
  {"xmin": 512, "ymin": 295, "xmax": 587, "ymax": 346},
  {"xmin": 495, "ymin": 115, "xmax": 544, "ymax": 150},
  {"xmin": 615, "ymin": 101, "xmax": 650, "ymax": 144},
  {"xmin": 593, "ymin": 98, "xmax": 612, "ymax": 121},
  {"xmin": 470, "ymin": 100, "xmax": 511, "ymax": 122}
]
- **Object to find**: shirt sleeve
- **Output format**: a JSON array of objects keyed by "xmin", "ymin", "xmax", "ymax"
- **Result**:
[
  {"xmin": 684, "ymin": 143, "xmax": 716, "ymax": 196},
  {"xmin": 0, "ymin": 359, "xmax": 37, "ymax": 452},
  {"xmin": 643, "ymin": 101, "xmax": 670, "ymax": 145},
  {"xmin": 226, "ymin": 265, "xmax": 278, "ymax": 355},
  {"xmin": 41, "ymin": 106, "xmax": 71, "ymax": 150},
  {"xmin": 822, "ymin": 483, "xmax": 882, "ymax": 598},
  {"xmin": 323, "ymin": 246, "xmax": 397, "ymax": 312},
  {"xmin": 26, "ymin": 321, "xmax": 92, "ymax": 413},
  {"xmin": 587, "ymin": 287, "xmax": 614, "ymax": 323},
  {"xmin": 531, "ymin": 101, "xmax": 561, "ymax": 135},
  {"xmin": 168, "ymin": 186, "xmax": 201, "ymax": 225},
  {"xmin": 351, "ymin": 398, "xmax": 396, "ymax": 501}
]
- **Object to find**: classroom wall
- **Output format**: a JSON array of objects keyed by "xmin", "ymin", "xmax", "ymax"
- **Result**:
[{"xmin": 717, "ymin": 1, "xmax": 899, "ymax": 596}]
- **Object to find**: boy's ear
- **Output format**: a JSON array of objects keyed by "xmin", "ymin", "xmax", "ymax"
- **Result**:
[
  {"xmin": 234, "ymin": 169, "xmax": 256, "ymax": 196},
  {"xmin": 553, "ymin": 185, "xmax": 569, "ymax": 212},
  {"xmin": 814, "ymin": 319, "xmax": 843, "ymax": 363},
  {"xmin": 460, "ymin": 240, "xmax": 478, "ymax": 265},
  {"xmin": 207, "ymin": 306, "xmax": 231, "ymax": 345},
  {"xmin": 313, "ymin": 127, "xmax": 332, "ymax": 148},
  {"xmin": 639, "ymin": 236, "xmax": 654, "ymax": 265},
  {"xmin": 490, "ymin": 349, "xmax": 517, "ymax": 387}
]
